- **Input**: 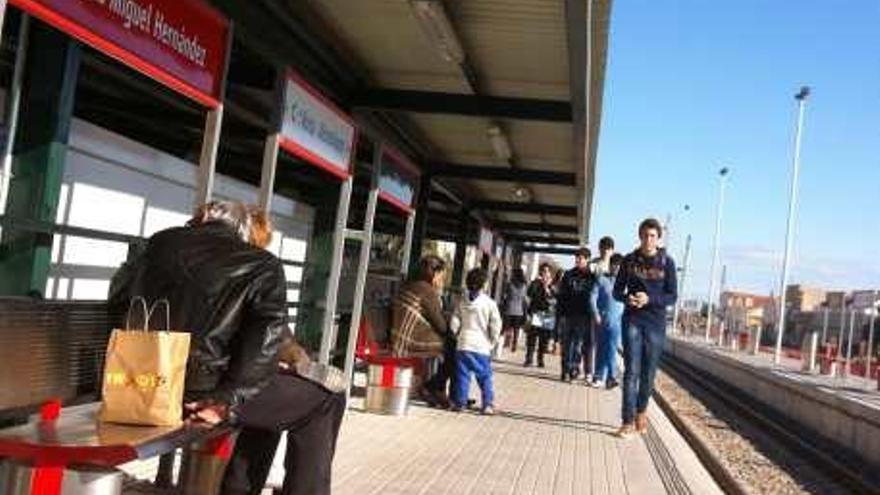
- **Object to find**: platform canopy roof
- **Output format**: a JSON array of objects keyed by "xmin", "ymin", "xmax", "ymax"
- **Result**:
[
  {"xmin": 286, "ymin": 0, "xmax": 611, "ymax": 248},
  {"xmin": 50, "ymin": 0, "xmax": 610, "ymax": 250}
]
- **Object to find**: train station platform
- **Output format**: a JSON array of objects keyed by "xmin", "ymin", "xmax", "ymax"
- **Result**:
[
  {"xmin": 666, "ymin": 335, "xmax": 880, "ymax": 469},
  {"xmin": 308, "ymin": 352, "xmax": 720, "ymax": 495}
]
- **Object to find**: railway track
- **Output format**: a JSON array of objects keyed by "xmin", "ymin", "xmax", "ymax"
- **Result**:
[{"xmin": 655, "ymin": 354, "xmax": 880, "ymax": 495}]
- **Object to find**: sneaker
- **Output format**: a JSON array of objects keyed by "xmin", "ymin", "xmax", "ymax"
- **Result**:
[
  {"xmin": 481, "ymin": 406, "xmax": 495, "ymax": 416},
  {"xmin": 605, "ymin": 378, "xmax": 619, "ymax": 390},
  {"xmin": 449, "ymin": 404, "xmax": 463, "ymax": 413},
  {"xmin": 617, "ymin": 423, "xmax": 637, "ymax": 439},
  {"xmin": 570, "ymin": 370, "xmax": 579, "ymax": 380},
  {"xmin": 589, "ymin": 379, "xmax": 603, "ymax": 388},
  {"xmin": 635, "ymin": 412, "xmax": 648, "ymax": 433}
]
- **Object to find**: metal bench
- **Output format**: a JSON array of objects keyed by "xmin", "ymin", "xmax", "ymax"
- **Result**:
[
  {"xmin": 0, "ymin": 299, "xmax": 236, "ymax": 494},
  {"xmin": 0, "ymin": 401, "xmax": 235, "ymax": 495}
]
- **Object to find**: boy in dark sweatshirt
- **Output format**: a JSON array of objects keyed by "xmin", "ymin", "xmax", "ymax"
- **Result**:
[
  {"xmin": 612, "ymin": 218, "xmax": 677, "ymax": 437},
  {"xmin": 557, "ymin": 247, "xmax": 597, "ymax": 382}
]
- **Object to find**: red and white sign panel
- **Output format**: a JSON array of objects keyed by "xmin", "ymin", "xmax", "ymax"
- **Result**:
[
  {"xmin": 479, "ymin": 227, "xmax": 493, "ymax": 255},
  {"xmin": 12, "ymin": 0, "xmax": 231, "ymax": 108},
  {"xmin": 279, "ymin": 72, "xmax": 357, "ymax": 180},
  {"xmin": 378, "ymin": 147, "xmax": 419, "ymax": 214}
]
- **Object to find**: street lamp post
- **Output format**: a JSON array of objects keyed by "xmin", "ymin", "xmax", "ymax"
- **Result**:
[
  {"xmin": 705, "ymin": 167, "xmax": 730, "ymax": 343},
  {"xmin": 774, "ymin": 86, "xmax": 810, "ymax": 365}
]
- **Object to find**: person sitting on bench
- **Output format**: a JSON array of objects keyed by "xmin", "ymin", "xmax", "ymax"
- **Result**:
[{"xmin": 110, "ymin": 201, "xmax": 345, "ymax": 495}]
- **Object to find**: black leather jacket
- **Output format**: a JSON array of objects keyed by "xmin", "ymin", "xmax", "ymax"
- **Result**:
[{"xmin": 109, "ymin": 222, "xmax": 287, "ymax": 412}]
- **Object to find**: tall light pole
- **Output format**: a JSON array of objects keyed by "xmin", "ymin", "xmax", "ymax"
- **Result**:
[
  {"xmin": 705, "ymin": 167, "xmax": 730, "ymax": 343},
  {"xmin": 774, "ymin": 86, "xmax": 811, "ymax": 365}
]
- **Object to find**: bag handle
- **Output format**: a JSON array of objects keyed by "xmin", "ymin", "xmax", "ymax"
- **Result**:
[
  {"xmin": 148, "ymin": 299, "xmax": 171, "ymax": 332},
  {"xmin": 125, "ymin": 297, "xmax": 149, "ymax": 331}
]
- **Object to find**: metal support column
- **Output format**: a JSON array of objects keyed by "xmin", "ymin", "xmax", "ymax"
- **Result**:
[
  {"xmin": 0, "ymin": 24, "xmax": 80, "ymax": 296},
  {"xmin": 0, "ymin": 0, "xmax": 7, "ymax": 36},
  {"xmin": 194, "ymin": 105, "xmax": 224, "ymax": 208},
  {"xmin": 318, "ymin": 175, "xmax": 353, "ymax": 364},
  {"xmin": 408, "ymin": 172, "xmax": 431, "ymax": 276},
  {"xmin": 257, "ymin": 133, "xmax": 280, "ymax": 211},
  {"xmin": 0, "ymin": 13, "xmax": 29, "ymax": 243},
  {"xmin": 343, "ymin": 147, "xmax": 382, "ymax": 400},
  {"xmin": 451, "ymin": 209, "xmax": 469, "ymax": 290},
  {"xmin": 401, "ymin": 210, "xmax": 415, "ymax": 278},
  {"xmin": 493, "ymin": 243, "xmax": 507, "ymax": 302}
]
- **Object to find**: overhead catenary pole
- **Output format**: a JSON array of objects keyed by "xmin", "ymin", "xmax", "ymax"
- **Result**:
[
  {"xmin": 705, "ymin": 167, "xmax": 730, "ymax": 343},
  {"xmin": 821, "ymin": 305, "xmax": 830, "ymax": 346},
  {"xmin": 774, "ymin": 86, "xmax": 810, "ymax": 365},
  {"xmin": 672, "ymin": 234, "xmax": 692, "ymax": 335},
  {"xmin": 845, "ymin": 309, "xmax": 856, "ymax": 376},
  {"xmin": 837, "ymin": 302, "xmax": 847, "ymax": 360},
  {"xmin": 867, "ymin": 291, "xmax": 878, "ymax": 379},
  {"xmin": 0, "ymin": 14, "xmax": 30, "ymax": 243}
]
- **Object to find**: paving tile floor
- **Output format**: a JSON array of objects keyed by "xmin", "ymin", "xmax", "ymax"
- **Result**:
[{"xmin": 309, "ymin": 351, "xmax": 715, "ymax": 495}]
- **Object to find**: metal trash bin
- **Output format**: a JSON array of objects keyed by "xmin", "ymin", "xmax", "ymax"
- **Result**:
[
  {"xmin": 178, "ymin": 431, "xmax": 238, "ymax": 495},
  {"xmin": 365, "ymin": 363, "xmax": 413, "ymax": 416},
  {"xmin": 0, "ymin": 460, "xmax": 123, "ymax": 495}
]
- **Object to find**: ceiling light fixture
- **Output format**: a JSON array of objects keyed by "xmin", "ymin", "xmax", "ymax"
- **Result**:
[
  {"xmin": 410, "ymin": 1, "xmax": 465, "ymax": 64},
  {"xmin": 512, "ymin": 185, "xmax": 531, "ymax": 202},
  {"xmin": 487, "ymin": 124, "xmax": 513, "ymax": 162}
]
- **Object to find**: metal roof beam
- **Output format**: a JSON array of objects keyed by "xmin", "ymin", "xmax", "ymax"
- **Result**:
[
  {"xmin": 470, "ymin": 201, "xmax": 577, "ymax": 216},
  {"xmin": 504, "ymin": 234, "xmax": 581, "ymax": 245},
  {"xmin": 493, "ymin": 221, "xmax": 578, "ymax": 234},
  {"xmin": 519, "ymin": 245, "xmax": 581, "ymax": 255},
  {"xmin": 351, "ymin": 89, "xmax": 572, "ymax": 122},
  {"xmin": 431, "ymin": 163, "xmax": 576, "ymax": 186}
]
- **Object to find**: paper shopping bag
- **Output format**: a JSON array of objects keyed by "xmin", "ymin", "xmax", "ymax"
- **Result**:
[{"xmin": 99, "ymin": 298, "xmax": 190, "ymax": 427}]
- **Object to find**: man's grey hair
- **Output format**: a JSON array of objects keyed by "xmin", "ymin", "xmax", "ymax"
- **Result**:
[{"xmin": 189, "ymin": 200, "xmax": 252, "ymax": 243}]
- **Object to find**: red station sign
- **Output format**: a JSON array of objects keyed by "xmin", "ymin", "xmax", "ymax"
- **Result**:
[{"xmin": 11, "ymin": 0, "xmax": 231, "ymax": 107}]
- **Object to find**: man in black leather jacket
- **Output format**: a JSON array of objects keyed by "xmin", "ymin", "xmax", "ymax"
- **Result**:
[{"xmin": 109, "ymin": 203, "xmax": 287, "ymax": 422}]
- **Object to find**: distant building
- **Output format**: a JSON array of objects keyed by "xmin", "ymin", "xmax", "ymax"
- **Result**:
[
  {"xmin": 824, "ymin": 291, "xmax": 846, "ymax": 310},
  {"xmin": 785, "ymin": 284, "xmax": 826, "ymax": 312},
  {"xmin": 720, "ymin": 290, "xmax": 774, "ymax": 333}
]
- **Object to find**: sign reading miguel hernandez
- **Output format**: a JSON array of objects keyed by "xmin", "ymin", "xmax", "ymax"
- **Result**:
[
  {"xmin": 11, "ymin": 0, "xmax": 230, "ymax": 107},
  {"xmin": 279, "ymin": 71, "xmax": 357, "ymax": 180},
  {"xmin": 378, "ymin": 147, "xmax": 419, "ymax": 213}
]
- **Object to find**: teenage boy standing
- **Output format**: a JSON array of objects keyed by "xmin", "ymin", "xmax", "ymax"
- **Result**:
[
  {"xmin": 613, "ymin": 219, "xmax": 677, "ymax": 437},
  {"xmin": 557, "ymin": 247, "xmax": 597, "ymax": 382}
]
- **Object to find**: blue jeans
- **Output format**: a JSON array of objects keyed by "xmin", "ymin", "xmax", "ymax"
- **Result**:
[
  {"xmin": 560, "ymin": 315, "xmax": 589, "ymax": 377},
  {"xmin": 594, "ymin": 317, "xmax": 621, "ymax": 382},
  {"xmin": 452, "ymin": 350, "xmax": 494, "ymax": 408},
  {"xmin": 621, "ymin": 321, "xmax": 666, "ymax": 424}
]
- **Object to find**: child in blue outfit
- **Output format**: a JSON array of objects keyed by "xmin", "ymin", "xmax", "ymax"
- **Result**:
[{"xmin": 450, "ymin": 268, "xmax": 503, "ymax": 415}]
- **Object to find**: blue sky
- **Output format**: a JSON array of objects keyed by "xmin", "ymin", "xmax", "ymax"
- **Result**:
[{"xmin": 588, "ymin": 0, "xmax": 880, "ymax": 300}]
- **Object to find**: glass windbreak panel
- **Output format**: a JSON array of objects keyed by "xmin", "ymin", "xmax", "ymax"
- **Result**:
[
  {"xmin": 370, "ymin": 232, "xmax": 404, "ymax": 274},
  {"xmin": 66, "ymin": 182, "xmax": 144, "ymax": 236}
]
